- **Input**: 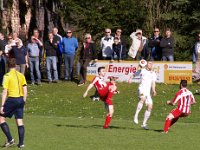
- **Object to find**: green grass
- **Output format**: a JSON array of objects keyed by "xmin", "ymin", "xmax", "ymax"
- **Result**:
[{"xmin": 0, "ymin": 81, "xmax": 200, "ymax": 149}]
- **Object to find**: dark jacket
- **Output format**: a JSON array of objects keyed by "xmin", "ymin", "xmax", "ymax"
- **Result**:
[
  {"xmin": 44, "ymin": 39, "xmax": 58, "ymax": 57},
  {"xmin": 10, "ymin": 46, "xmax": 27, "ymax": 64},
  {"xmin": 160, "ymin": 36, "xmax": 175, "ymax": 56},
  {"xmin": 112, "ymin": 43, "xmax": 126, "ymax": 60},
  {"xmin": 79, "ymin": 42, "xmax": 97, "ymax": 60},
  {"xmin": 149, "ymin": 35, "xmax": 163, "ymax": 60}
]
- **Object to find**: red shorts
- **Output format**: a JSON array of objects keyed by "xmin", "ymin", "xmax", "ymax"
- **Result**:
[
  {"xmin": 98, "ymin": 88, "xmax": 113, "ymax": 105},
  {"xmin": 170, "ymin": 108, "xmax": 190, "ymax": 118}
]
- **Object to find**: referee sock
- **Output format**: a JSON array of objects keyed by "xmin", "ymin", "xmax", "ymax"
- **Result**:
[
  {"xmin": 0, "ymin": 122, "xmax": 13, "ymax": 142},
  {"xmin": 18, "ymin": 125, "xmax": 25, "ymax": 146},
  {"xmin": 164, "ymin": 118, "xmax": 171, "ymax": 132}
]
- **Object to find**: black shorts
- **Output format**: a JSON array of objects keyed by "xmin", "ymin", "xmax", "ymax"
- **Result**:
[{"xmin": 0, "ymin": 97, "xmax": 25, "ymax": 119}]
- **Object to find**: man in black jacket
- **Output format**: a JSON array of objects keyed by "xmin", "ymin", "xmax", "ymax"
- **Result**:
[
  {"xmin": 160, "ymin": 28, "xmax": 175, "ymax": 61},
  {"xmin": 44, "ymin": 32, "xmax": 58, "ymax": 83},
  {"xmin": 149, "ymin": 28, "xmax": 163, "ymax": 61}
]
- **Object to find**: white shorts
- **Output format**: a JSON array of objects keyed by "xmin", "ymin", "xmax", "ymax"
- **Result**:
[{"xmin": 138, "ymin": 88, "xmax": 153, "ymax": 105}]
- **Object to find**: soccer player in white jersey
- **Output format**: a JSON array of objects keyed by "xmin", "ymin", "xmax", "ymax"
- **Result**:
[
  {"xmin": 163, "ymin": 80, "xmax": 196, "ymax": 133},
  {"xmin": 128, "ymin": 59, "xmax": 157, "ymax": 130}
]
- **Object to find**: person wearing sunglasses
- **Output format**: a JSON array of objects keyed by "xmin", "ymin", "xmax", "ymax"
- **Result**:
[
  {"xmin": 100, "ymin": 28, "xmax": 114, "ymax": 60},
  {"xmin": 78, "ymin": 34, "xmax": 97, "ymax": 86},
  {"xmin": 62, "ymin": 29, "xmax": 78, "ymax": 81},
  {"xmin": 149, "ymin": 27, "xmax": 163, "ymax": 61},
  {"xmin": 193, "ymin": 33, "xmax": 200, "ymax": 73}
]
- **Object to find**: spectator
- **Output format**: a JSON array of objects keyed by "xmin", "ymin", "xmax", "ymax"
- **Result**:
[
  {"xmin": 27, "ymin": 36, "xmax": 42, "ymax": 85},
  {"xmin": 32, "ymin": 29, "xmax": 43, "ymax": 58},
  {"xmin": 111, "ymin": 37, "xmax": 126, "ymax": 61},
  {"xmin": 193, "ymin": 33, "xmax": 200, "ymax": 73},
  {"xmin": 62, "ymin": 29, "xmax": 78, "ymax": 81},
  {"xmin": 78, "ymin": 33, "xmax": 97, "ymax": 86},
  {"xmin": 52, "ymin": 27, "xmax": 63, "ymax": 80},
  {"xmin": 5, "ymin": 35, "xmax": 14, "ymax": 57},
  {"xmin": 149, "ymin": 27, "xmax": 163, "ymax": 60},
  {"xmin": 100, "ymin": 28, "xmax": 114, "ymax": 60},
  {"xmin": 0, "ymin": 32, "xmax": 7, "ymax": 51},
  {"xmin": 11, "ymin": 32, "xmax": 23, "ymax": 47},
  {"xmin": 114, "ymin": 28, "xmax": 127, "ymax": 59},
  {"xmin": 0, "ymin": 32, "xmax": 7, "ymax": 84},
  {"xmin": 9, "ymin": 39, "xmax": 28, "ymax": 75},
  {"xmin": 44, "ymin": 32, "xmax": 59, "ymax": 83},
  {"xmin": 0, "ymin": 49, "xmax": 5, "ymax": 85},
  {"xmin": 128, "ymin": 29, "xmax": 147, "ymax": 60},
  {"xmin": 160, "ymin": 28, "xmax": 175, "ymax": 61}
]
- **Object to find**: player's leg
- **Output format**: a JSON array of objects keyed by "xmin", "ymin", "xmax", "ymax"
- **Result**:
[
  {"xmin": 0, "ymin": 116, "xmax": 14, "ymax": 145},
  {"xmin": 15, "ymin": 98, "xmax": 25, "ymax": 148},
  {"xmin": 163, "ymin": 113, "xmax": 174, "ymax": 133},
  {"xmin": 141, "ymin": 95, "xmax": 153, "ymax": 129},
  {"xmin": 16, "ymin": 119, "xmax": 25, "ymax": 148},
  {"xmin": 133, "ymin": 94, "xmax": 146, "ymax": 124},
  {"xmin": 170, "ymin": 117, "xmax": 179, "ymax": 127},
  {"xmin": 142, "ymin": 103, "xmax": 152, "ymax": 129},
  {"xmin": 163, "ymin": 109, "xmax": 181, "ymax": 133},
  {"xmin": 103, "ymin": 104, "xmax": 114, "ymax": 129}
]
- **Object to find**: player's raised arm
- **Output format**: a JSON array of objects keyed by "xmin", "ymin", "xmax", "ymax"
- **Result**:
[
  {"xmin": 83, "ymin": 83, "xmax": 94, "ymax": 98},
  {"xmin": 128, "ymin": 74, "xmax": 134, "ymax": 83}
]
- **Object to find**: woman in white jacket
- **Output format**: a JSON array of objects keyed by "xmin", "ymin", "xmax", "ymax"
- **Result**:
[{"xmin": 128, "ymin": 29, "xmax": 147, "ymax": 60}]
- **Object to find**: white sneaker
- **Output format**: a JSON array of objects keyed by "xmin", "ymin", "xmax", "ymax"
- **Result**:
[
  {"xmin": 3, "ymin": 139, "xmax": 15, "ymax": 147},
  {"xmin": 133, "ymin": 117, "xmax": 139, "ymax": 124},
  {"xmin": 92, "ymin": 97, "xmax": 100, "ymax": 101},
  {"xmin": 141, "ymin": 124, "xmax": 149, "ymax": 130}
]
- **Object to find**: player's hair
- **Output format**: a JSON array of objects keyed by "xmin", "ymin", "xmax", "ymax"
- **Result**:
[
  {"xmin": 8, "ymin": 58, "xmax": 16, "ymax": 68},
  {"xmin": 180, "ymin": 80, "xmax": 187, "ymax": 87},
  {"xmin": 98, "ymin": 66, "xmax": 105, "ymax": 73}
]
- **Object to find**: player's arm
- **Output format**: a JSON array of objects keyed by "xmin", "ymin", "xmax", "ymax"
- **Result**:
[
  {"xmin": 1, "ymin": 89, "xmax": 8, "ymax": 114},
  {"xmin": 23, "ymin": 85, "xmax": 27, "ymax": 102},
  {"xmin": 128, "ymin": 74, "xmax": 134, "ymax": 83},
  {"xmin": 166, "ymin": 100, "xmax": 175, "ymax": 106},
  {"xmin": 191, "ymin": 94, "xmax": 197, "ymax": 105},
  {"xmin": 151, "ymin": 80, "xmax": 156, "ymax": 96},
  {"xmin": 83, "ymin": 83, "xmax": 94, "ymax": 98}
]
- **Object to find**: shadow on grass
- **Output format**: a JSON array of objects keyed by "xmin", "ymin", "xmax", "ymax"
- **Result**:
[
  {"xmin": 153, "ymin": 129, "xmax": 164, "ymax": 133},
  {"xmin": 55, "ymin": 124, "xmax": 134, "ymax": 130}
]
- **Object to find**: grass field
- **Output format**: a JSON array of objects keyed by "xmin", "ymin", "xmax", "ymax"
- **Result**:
[{"xmin": 0, "ymin": 81, "xmax": 200, "ymax": 150}]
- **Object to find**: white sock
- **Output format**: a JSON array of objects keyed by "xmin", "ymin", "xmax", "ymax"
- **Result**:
[
  {"xmin": 143, "ymin": 110, "xmax": 151, "ymax": 126},
  {"xmin": 134, "ymin": 102, "xmax": 143, "ymax": 120}
]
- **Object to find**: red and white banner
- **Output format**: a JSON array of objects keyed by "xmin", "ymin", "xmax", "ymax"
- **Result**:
[{"xmin": 87, "ymin": 61, "xmax": 192, "ymax": 84}]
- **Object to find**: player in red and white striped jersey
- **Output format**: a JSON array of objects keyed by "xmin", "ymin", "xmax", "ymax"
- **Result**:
[
  {"xmin": 83, "ymin": 66, "xmax": 117, "ymax": 129},
  {"xmin": 163, "ymin": 80, "xmax": 196, "ymax": 133}
]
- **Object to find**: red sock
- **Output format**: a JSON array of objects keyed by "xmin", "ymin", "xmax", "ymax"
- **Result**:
[
  {"xmin": 104, "ymin": 114, "xmax": 112, "ymax": 128},
  {"xmin": 164, "ymin": 118, "xmax": 171, "ymax": 132}
]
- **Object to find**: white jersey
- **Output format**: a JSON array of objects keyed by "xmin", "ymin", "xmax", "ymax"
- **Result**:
[{"xmin": 134, "ymin": 68, "xmax": 157, "ymax": 104}]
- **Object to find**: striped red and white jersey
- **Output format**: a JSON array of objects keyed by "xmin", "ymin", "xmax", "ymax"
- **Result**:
[
  {"xmin": 172, "ymin": 88, "xmax": 195, "ymax": 113},
  {"xmin": 92, "ymin": 76, "xmax": 108, "ymax": 91}
]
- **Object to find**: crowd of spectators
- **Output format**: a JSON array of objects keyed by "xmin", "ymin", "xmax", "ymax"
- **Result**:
[{"xmin": 0, "ymin": 27, "xmax": 199, "ymax": 85}]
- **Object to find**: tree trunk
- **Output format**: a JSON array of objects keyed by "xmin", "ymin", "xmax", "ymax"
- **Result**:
[{"xmin": 11, "ymin": 0, "xmax": 20, "ymax": 34}]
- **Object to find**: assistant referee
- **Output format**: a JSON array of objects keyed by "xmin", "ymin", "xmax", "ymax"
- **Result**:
[{"xmin": 0, "ymin": 58, "xmax": 27, "ymax": 148}]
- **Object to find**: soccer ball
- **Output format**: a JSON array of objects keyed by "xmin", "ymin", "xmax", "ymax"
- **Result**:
[{"xmin": 139, "ymin": 59, "xmax": 147, "ymax": 67}]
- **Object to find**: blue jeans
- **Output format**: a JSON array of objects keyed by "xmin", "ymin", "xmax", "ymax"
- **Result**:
[
  {"xmin": 46, "ymin": 56, "xmax": 58, "ymax": 81},
  {"xmin": 64, "ymin": 54, "xmax": 75, "ymax": 80},
  {"xmin": 162, "ymin": 55, "xmax": 174, "ymax": 61},
  {"xmin": 29, "ymin": 57, "xmax": 41, "ymax": 83}
]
